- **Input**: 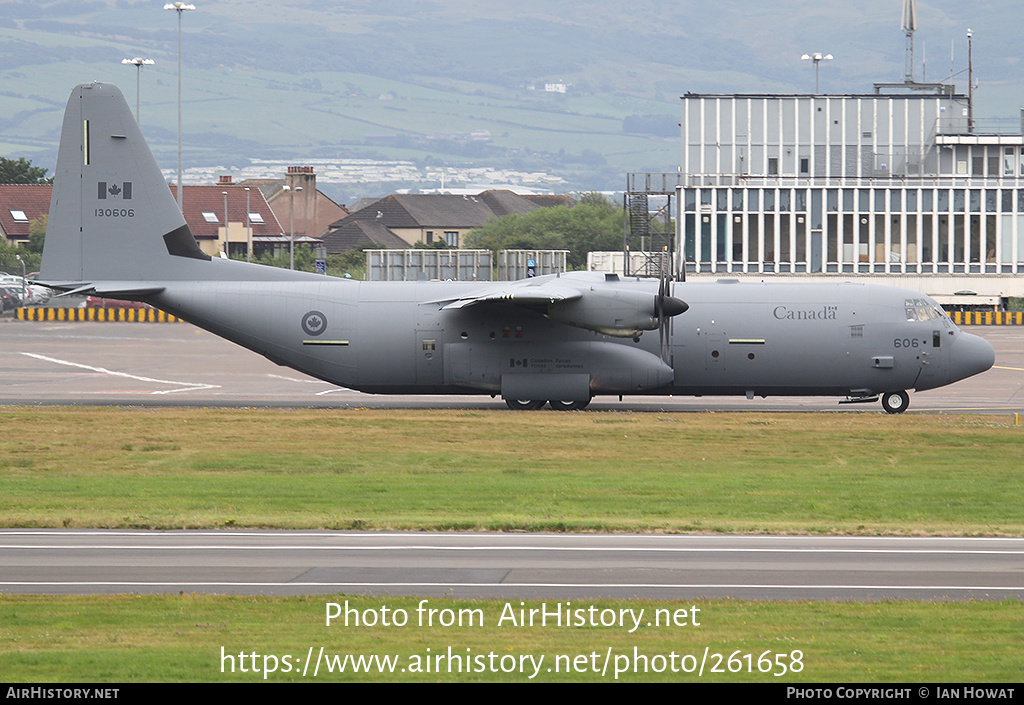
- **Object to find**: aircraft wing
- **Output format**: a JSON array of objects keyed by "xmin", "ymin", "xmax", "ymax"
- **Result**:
[
  {"xmin": 430, "ymin": 279, "xmax": 583, "ymax": 310},
  {"xmin": 427, "ymin": 273, "xmax": 686, "ymax": 338}
]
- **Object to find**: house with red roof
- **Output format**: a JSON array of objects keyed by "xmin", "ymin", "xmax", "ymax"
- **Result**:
[
  {"xmin": 175, "ymin": 181, "xmax": 293, "ymax": 258},
  {"xmin": 0, "ymin": 184, "xmax": 52, "ymax": 246},
  {"xmin": 0, "ymin": 181, "xmax": 305, "ymax": 261},
  {"xmin": 237, "ymin": 166, "xmax": 348, "ymax": 244}
]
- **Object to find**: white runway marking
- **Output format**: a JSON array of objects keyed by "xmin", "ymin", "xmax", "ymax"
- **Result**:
[
  {"xmin": 3, "ymin": 543, "xmax": 1023, "ymax": 555},
  {"xmin": 20, "ymin": 352, "xmax": 220, "ymax": 394},
  {"xmin": 266, "ymin": 374, "xmax": 330, "ymax": 384},
  {"xmin": 1, "ymin": 581, "xmax": 1021, "ymax": 592},
  {"xmin": 5, "ymin": 530, "xmax": 1024, "ymax": 543},
  {"xmin": 265, "ymin": 373, "xmax": 347, "ymax": 395}
]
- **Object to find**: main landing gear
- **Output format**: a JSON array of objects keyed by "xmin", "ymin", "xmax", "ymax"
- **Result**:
[
  {"xmin": 504, "ymin": 399, "xmax": 546, "ymax": 410},
  {"xmin": 547, "ymin": 399, "xmax": 591, "ymax": 411},
  {"xmin": 505, "ymin": 399, "xmax": 592, "ymax": 411},
  {"xmin": 880, "ymin": 390, "xmax": 910, "ymax": 414}
]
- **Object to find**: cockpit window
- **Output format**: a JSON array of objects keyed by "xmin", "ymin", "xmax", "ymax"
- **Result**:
[{"xmin": 905, "ymin": 298, "xmax": 944, "ymax": 322}]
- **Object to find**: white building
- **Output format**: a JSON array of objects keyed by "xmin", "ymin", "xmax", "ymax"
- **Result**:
[{"xmin": 672, "ymin": 87, "xmax": 1024, "ymax": 299}]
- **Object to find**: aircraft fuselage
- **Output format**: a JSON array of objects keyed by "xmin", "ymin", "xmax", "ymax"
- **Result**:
[{"xmin": 151, "ymin": 274, "xmax": 991, "ymax": 403}]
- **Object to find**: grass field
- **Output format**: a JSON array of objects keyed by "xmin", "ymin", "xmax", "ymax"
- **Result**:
[
  {"xmin": 1, "ymin": 407, "xmax": 1022, "ymax": 534},
  {"xmin": 1, "ymin": 595, "xmax": 1021, "ymax": 682},
  {"xmin": 2, "ymin": 406, "xmax": 1021, "ymax": 682}
]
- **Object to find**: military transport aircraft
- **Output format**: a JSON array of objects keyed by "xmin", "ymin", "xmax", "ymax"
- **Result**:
[{"xmin": 39, "ymin": 83, "xmax": 995, "ymax": 413}]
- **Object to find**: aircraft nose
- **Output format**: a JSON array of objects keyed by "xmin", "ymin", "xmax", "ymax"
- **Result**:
[{"xmin": 949, "ymin": 332, "xmax": 995, "ymax": 383}]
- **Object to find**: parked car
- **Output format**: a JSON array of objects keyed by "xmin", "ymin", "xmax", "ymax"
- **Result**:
[
  {"xmin": 1, "ymin": 275, "xmax": 53, "ymax": 306},
  {"xmin": 24, "ymin": 283, "xmax": 51, "ymax": 305},
  {"xmin": 0, "ymin": 285, "xmax": 24, "ymax": 313},
  {"xmin": 84, "ymin": 296, "xmax": 152, "ymax": 310}
]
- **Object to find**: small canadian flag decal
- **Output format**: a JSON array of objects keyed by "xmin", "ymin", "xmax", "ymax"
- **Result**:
[{"xmin": 97, "ymin": 182, "xmax": 132, "ymax": 199}]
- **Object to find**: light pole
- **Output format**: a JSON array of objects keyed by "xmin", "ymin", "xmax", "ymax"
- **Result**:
[
  {"xmin": 15, "ymin": 254, "xmax": 26, "ymax": 304},
  {"xmin": 121, "ymin": 58, "xmax": 154, "ymax": 123},
  {"xmin": 244, "ymin": 187, "xmax": 251, "ymax": 263},
  {"xmin": 165, "ymin": 2, "xmax": 195, "ymax": 209},
  {"xmin": 800, "ymin": 52, "xmax": 833, "ymax": 94},
  {"xmin": 222, "ymin": 190, "xmax": 228, "ymax": 256},
  {"xmin": 283, "ymin": 185, "xmax": 303, "ymax": 269},
  {"xmin": 967, "ymin": 28, "xmax": 974, "ymax": 132},
  {"xmin": 300, "ymin": 184, "xmax": 309, "ymax": 257}
]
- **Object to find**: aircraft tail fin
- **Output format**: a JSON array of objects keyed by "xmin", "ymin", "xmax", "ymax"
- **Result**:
[{"xmin": 41, "ymin": 82, "xmax": 210, "ymax": 287}]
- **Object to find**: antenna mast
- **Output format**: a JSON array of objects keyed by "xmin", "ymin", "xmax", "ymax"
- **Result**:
[{"xmin": 901, "ymin": 0, "xmax": 918, "ymax": 82}]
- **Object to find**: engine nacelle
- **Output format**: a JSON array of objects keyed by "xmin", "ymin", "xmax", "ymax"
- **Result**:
[{"xmin": 546, "ymin": 288, "xmax": 686, "ymax": 337}]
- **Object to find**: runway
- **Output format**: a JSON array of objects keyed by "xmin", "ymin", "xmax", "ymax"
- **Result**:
[
  {"xmin": 3, "ymin": 530, "xmax": 1024, "ymax": 601},
  {"xmin": 1, "ymin": 319, "xmax": 1022, "ymax": 413}
]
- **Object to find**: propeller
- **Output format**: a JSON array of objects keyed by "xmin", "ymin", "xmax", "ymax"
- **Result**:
[{"xmin": 654, "ymin": 252, "xmax": 687, "ymax": 363}]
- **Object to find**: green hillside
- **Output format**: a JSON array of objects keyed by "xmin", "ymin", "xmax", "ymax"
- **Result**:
[{"xmin": 1, "ymin": 0, "xmax": 1020, "ymax": 198}]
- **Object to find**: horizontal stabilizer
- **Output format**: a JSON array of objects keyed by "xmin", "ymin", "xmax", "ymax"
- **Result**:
[{"xmin": 44, "ymin": 282, "xmax": 166, "ymax": 299}]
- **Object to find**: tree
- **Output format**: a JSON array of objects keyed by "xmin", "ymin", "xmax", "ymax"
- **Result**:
[
  {"xmin": 28, "ymin": 215, "xmax": 47, "ymax": 254},
  {"xmin": 331, "ymin": 247, "xmax": 369, "ymax": 279},
  {"xmin": 0, "ymin": 157, "xmax": 51, "ymax": 185},
  {"xmin": 413, "ymin": 239, "xmax": 454, "ymax": 250},
  {"xmin": 575, "ymin": 191, "xmax": 615, "ymax": 208},
  {"xmin": 465, "ymin": 199, "xmax": 622, "ymax": 269},
  {"xmin": 229, "ymin": 244, "xmax": 369, "ymax": 279},
  {"xmin": 0, "ymin": 238, "xmax": 41, "ymax": 275}
]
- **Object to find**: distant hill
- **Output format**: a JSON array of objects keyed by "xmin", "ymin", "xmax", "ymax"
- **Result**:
[{"xmin": 1, "ymin": 0, "xmax": 1020, "ymax": 198}]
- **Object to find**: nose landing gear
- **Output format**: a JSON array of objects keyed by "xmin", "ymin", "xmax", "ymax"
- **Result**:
[{"xmin": 881, "ymin": 390, "xmax": 910, "ymax": 414}]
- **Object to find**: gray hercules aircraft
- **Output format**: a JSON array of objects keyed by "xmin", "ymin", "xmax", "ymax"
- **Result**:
[{"xmin": 40, "ymin": 83, "xmax": 995, "ymax": 412}]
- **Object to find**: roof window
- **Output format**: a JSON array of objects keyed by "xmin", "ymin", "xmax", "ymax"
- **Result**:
[
  {"xmin": 10, "ymin": 210, "xmax": 28, "ymax": 222},
  {"xmin": 202, "ymin": 212, "xmax": 219, "ymax": 223}
]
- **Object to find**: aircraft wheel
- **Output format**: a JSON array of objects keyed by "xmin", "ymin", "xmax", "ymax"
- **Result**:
[
  {"xmin": 548, "ymin": 399, "xmax": 591, "ymax": 411},
  {"xmin": 881, "ymin": 391, "xmax": 910, "ymax": 414},
  {"xmin": 505, "ymin": 399, "xmax": 546, "ymax": 411}
]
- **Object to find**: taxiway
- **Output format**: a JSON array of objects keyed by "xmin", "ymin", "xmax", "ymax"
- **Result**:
[{"xmin": 1, "ymin": 320, "xmax": 1021, "ymax": 413}]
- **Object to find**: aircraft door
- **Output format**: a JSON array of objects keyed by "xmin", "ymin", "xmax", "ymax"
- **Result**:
[{"xmin": 913, "ymin": 328, "xmax": 951, "ymax": 391}]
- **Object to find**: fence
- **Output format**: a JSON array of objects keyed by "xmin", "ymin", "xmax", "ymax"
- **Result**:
[
  {"xmin": 366, "ymin": 249, "xmax": 492, "ymax": 281},
  {"xmin": 16, "ymin": 307, "xmax": 181, "ymax": 322}
]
